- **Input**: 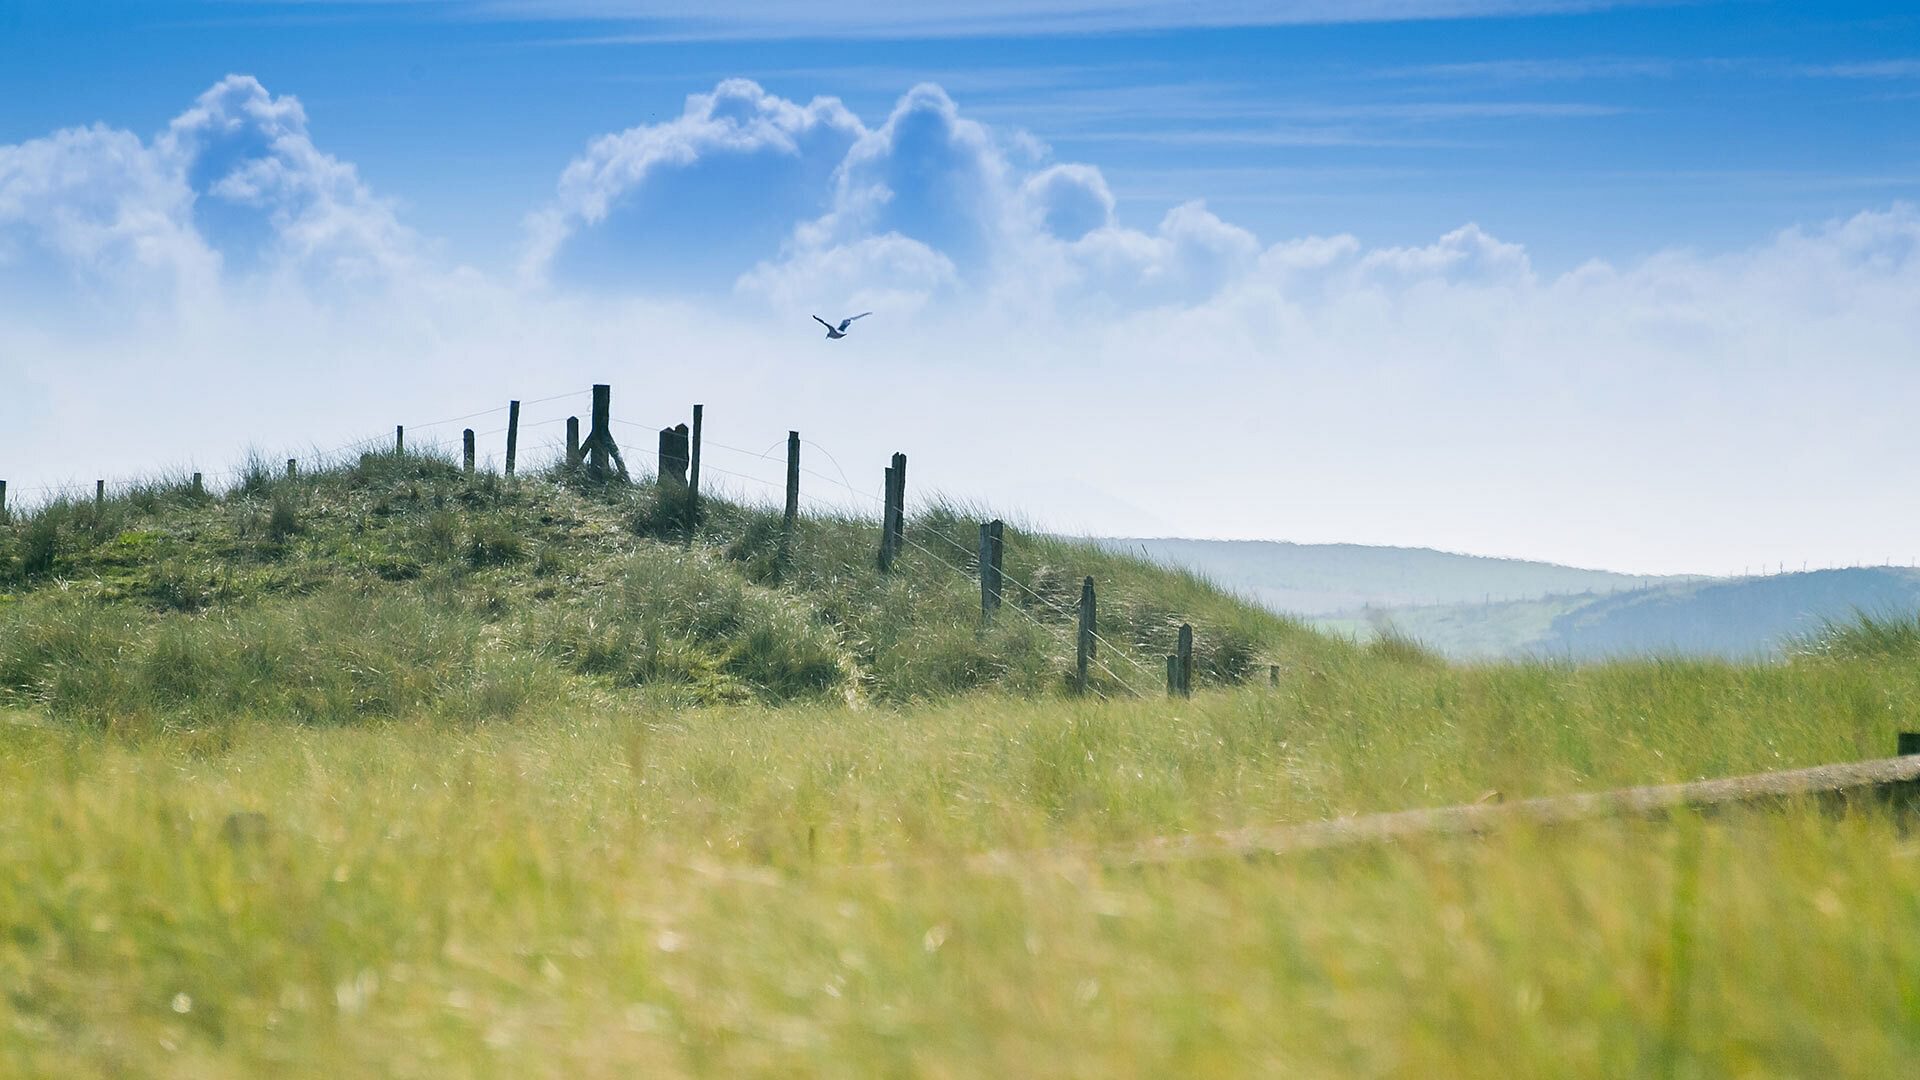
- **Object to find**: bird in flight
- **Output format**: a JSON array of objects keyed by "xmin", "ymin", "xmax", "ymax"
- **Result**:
[{"xmin": 813, "ymin": 312, "xmax": 871, "ymax": 339}]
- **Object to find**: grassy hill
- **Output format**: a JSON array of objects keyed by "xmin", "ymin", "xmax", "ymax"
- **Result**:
[
  {"xmin": 4, "ymin": 451, "xmax": 1919, "ymax": 1076},
  {"xmin": 0, "ymin": 452, "xmax": 1348, "ymax": 730},
  {"xmin": 1107, "ymin": 537, "xmax": 1676, "ymax": 615}
]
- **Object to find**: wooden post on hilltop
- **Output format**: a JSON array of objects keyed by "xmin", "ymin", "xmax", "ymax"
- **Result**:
[
  {"xmin": 191, "ymin": 472, "xmax": 203, "ymax": 495},
  {"xmin": 566, "ymin": 417, "xmax": 581, "ymax": 469},
  {"xmin": 95, "ymin": 480, "xmax": 104, "ymax": 508},
  {"xmin": 395, "ymin": 426, "xmax": 404, "ymax": 455},
  {"xmin": 658, "ymin": 424, "xmax": 690, "ymax": 488},
  {"xmin": 687, "ymin": 404, "xmax": 703, "ymax": 543},
  {"xmin": 0, "ymin": 480, "xmax": 8, "ymax": 522},
  {"xmin": 463, "ymin": 429, "xmax": 476, "ymax": 474},
  {"xmin": 1177, "ymin": 623, "xmax": 1194, "ymax": 698},
  {"xmin": 880, "ymin": 465, "xmax": 898, "ymax": 571},
  {"xmin": 505, "ymin": 400, "xmax": 521, "ymax": 478},
  {"xmin": 890, "ymin": 452, "xmax": 906, "ymax": 554},
  {"xmin": 1075, "ymin": 576, "xmax": 1096, "ymax": 695},
  {"xmin": 780, "ymin": 431, "xmax": 800, "ymax": 565},
  {"xmin": 582, "ymin": 384, "xmax": 627, "ymax": 483},
  {"xmin": 979, "ymin": 519, "xmax": 1004, "ymax": 624},
  {"xmin": 286, "ymin": 459, "xmax": 297, "ymax": 479}
]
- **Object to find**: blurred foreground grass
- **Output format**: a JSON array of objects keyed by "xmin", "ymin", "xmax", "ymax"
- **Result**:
[{"xmin": 4, "ymin": 654, "xmax": 1918, "ymax": 1077}]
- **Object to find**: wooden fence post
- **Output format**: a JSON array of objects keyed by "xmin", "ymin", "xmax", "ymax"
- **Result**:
[
  {"xmin": 979, "ymin": 519, "xmax": 1004, "ymax": 623},
  {"xmin": 395, "ymin": 426, "xmax": 404, "ymax": 455},
  {"xmin": 584, "ymin": 384, "xmax": 627, "ymax": 483},
  {"xmin": 95, "ymin": 479, "xmax": 104, "ymax": 508},
  {"xmin": 780, "ymin": 431, "xmax": 800, "ymax": 564},
  {"xmin": 286, "ymin": 459, "xmax": 297, "ymax": 479},
  {"xmin": 1177, "ymin": 623, "xmax": 1194, "ymax": 697},
  {"xmin": 687, "ymin": 404, "xmax": 703, "ymax": 543},
  {"xmin": 658, "ymin": 424, "xmax": 690, "ymax": 488},
  {"xmin": 505, "ymin": 400, "xmax": 521, "ymax": 478},
  {"xmin": 463, "ymin": 429, "xmax": 476, "ymax": 474},
  {"xmin": 0, "ymin": 479, "xmax": 7, "ymax": 522},
  {"xmin": 890, "ymin": 452, "xmax": 907, "ymax": 555},
  {"xmin": 880, "ymin": 465, "xmax": 898, "ymax": 571},
  {"xmin": 1076, "ymin": 576, "xmax": 1096, "ymax": 695},
  {"xmin": 566, "ymin": 417, "xmax": 581, "ymax": 469},
  {"xmin": 191, "ymin": 472, "xmax": 203, "ymax": 495},
  {"xmin": 1269, "ymin": 663, "xmax": 1280, "ymax": 688}
]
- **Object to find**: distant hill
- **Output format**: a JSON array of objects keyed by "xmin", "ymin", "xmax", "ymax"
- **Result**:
[
  {"xmin": 1104, "ymin": 538, "xmax": 1676, "ymax": 616},
  {"xmin": 1105, "ymin": 538, "xmax": 1920, "ymax": 661},
  {"xmin": 1321, "ymin": 568, "xmax": 1920, "ymax": 661}
]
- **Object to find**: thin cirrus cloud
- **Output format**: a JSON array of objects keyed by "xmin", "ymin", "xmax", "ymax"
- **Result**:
[{"xmin": 468, "ymin": 0, "xmax": 1626, "ymax": 39}]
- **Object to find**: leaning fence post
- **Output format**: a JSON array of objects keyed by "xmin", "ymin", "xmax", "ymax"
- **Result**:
[
  {"xmin": 566, "ymin": 417, "xmax": 581, "ymax": 469},
  {"xmin": 687, "ymin": 404, "xmax": 703, "ymax": 543},
  {"xmin": 463, "ymin": 429, "xmax": 476, "ymax": 474},
  {"xmin": 1075, "ymin": 576, "xmax": 1096, "ymax": 695},
  {"xmin": 505, "ymin": 400, "xmax": 521, "ymax": 478},
  {"xmin": 395, "ymin": 426, "xmax": 404, "ymax": 455},
  {"xmin": 780, "ymin": 430, "xmax": 800, "ymax": 563},
  {"xmin": 1177, "ymin": 623, "xmax": 1194, "ymax": 697}
]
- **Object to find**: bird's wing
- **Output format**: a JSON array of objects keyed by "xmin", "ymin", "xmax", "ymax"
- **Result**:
[
  {"xmin": 847, "ymin": 311, "xmax": 872, "ymax": 323},
  {"xmin": 812, "ymin": 315, "xmax": 834, "ymax": 330}
]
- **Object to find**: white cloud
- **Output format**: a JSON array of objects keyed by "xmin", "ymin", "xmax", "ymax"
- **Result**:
[
  {"xmin": 522, "ymin": 78, "xmax": 864, "ymax": 282},
  {"xmin": 0, "ymin": 73, "xmax": 417, "ymax": 313},
  {"xmin": 6, "ymin": 75, "xmax": 1920, "ymax": 576}
]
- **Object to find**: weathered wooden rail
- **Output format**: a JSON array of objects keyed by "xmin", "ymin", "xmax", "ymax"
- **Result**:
[{"xmin": 956, "ymin": 741, "xmax": 1920, "ymax": 872}]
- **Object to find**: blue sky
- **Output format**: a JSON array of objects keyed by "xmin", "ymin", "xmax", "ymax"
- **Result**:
[{"xmin": 2, "ymin": 1, "xmax": 1919, "ymax": 573}]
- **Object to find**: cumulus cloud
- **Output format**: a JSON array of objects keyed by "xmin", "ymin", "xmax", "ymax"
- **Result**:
[
  {"xmin": 522, "ymin": 79, "xmax": 864, "ymax": 285},
  {"xmin": 7, "ymin": 75, "xmax": 1920, "ymax": 573},
  {"xmin": 0, "ymin": 73, "xmax": 416, "ymax": 313}
]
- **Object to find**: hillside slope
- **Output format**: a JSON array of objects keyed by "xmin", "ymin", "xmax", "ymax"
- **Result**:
[{"xmin": 0, "ymin": 452, "xmax": 1350, "ymax": 728}]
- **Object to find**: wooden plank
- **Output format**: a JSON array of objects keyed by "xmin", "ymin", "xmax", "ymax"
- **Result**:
[
  {"xmin": 1104, "ymin": 754, "xmax": 1920, "ymax": 868},
  {"xmin": 566, "ymin": 416, "xmax": 580, "ymax": 469},
  {"xmin": 848, "ymin": 751, "xmax": 1920, "ymax": 877}
]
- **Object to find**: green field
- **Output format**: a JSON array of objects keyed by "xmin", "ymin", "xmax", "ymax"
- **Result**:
[{"xmin": 3, "ymin": 454, "xmax": 1917, "ymax": 1076}]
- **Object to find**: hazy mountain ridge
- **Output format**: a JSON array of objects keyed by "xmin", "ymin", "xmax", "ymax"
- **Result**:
[
  {"xmin": 1105, "ymin": 537, "xmax": 1677, "ymax": 616},
  {"xmin": 1112, "ymin": 538, "xmax": 1920, "ymax": 660}
]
